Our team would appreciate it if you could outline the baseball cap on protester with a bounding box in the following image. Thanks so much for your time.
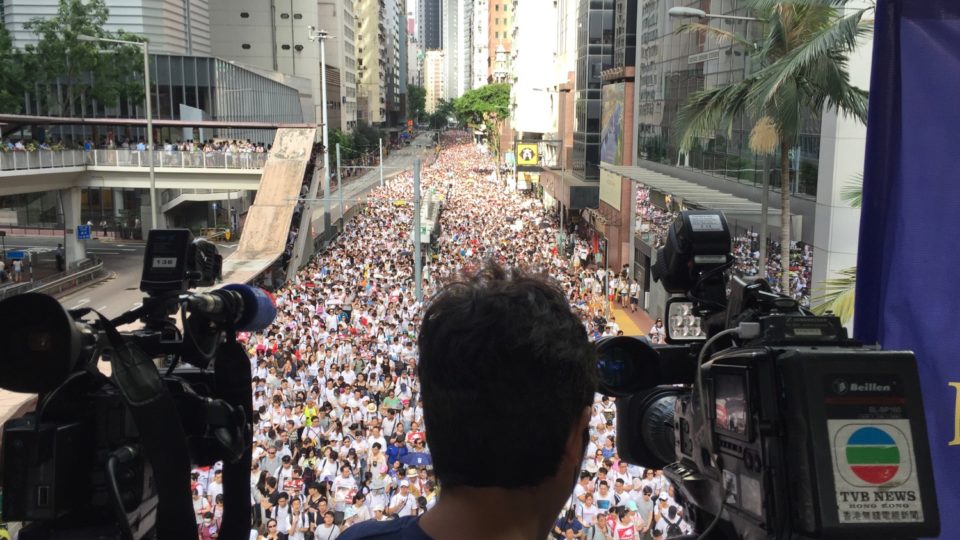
[400,480,410,487]
[659,492,669,500]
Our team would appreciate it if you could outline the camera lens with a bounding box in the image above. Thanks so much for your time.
[595,336,662,397]
[0,293,82,393]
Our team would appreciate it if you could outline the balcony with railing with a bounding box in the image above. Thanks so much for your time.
[0,150,269,173]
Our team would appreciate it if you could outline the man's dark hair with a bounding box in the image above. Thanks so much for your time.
[418,262,597,489]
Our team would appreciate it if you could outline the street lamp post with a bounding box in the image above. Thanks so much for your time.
[78,35,156,230]
[667,6,761,22]
[308,26,333,233]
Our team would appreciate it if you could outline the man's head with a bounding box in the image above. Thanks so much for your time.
[418,262,597,490]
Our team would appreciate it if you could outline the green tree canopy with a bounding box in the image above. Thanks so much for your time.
[675,0,870,292]
[23,0,146,116]
[408,85,427,123]
[0,23,27,114]
[329,122,384,161]
[453,84,511,175]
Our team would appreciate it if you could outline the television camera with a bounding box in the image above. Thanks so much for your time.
[595,210,939,539]
[0,229,277,539]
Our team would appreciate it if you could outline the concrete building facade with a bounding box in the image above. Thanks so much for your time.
[356,0,386,124]
[208,0,357,131]
[3,0,211,55]
[417,0,441,49]
[487,0,511,83]
[509,0,557,137]
[424,49,445,113]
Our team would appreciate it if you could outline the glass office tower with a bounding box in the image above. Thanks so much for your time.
[571,0,615,180]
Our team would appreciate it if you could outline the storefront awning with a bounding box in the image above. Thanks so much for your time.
[601,163,784,220]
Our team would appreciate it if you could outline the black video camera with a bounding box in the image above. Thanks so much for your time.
[596,211,940,539]
[0,229,275,539]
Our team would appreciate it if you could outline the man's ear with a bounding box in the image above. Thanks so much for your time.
[566,406,593,463]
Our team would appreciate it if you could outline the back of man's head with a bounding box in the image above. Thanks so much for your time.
[418,262,597,489]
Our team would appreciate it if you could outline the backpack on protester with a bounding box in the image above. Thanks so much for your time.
[665,518,684,538]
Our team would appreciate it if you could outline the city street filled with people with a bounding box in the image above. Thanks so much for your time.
[190,132,698,539]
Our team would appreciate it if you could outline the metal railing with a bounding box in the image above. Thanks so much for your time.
[0,149,269,172]
[0,150,86,171]
[86,149,269,170]
[0,257,105,302]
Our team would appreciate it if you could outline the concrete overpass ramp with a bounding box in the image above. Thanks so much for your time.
[220,128,316,284]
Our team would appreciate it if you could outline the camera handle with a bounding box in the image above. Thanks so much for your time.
[95,310,200,539]
[211,339,255,538]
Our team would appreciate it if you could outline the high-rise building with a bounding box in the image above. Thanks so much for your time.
[441,0,458,99]
[385,0,405,125]
[510,0,557,137]
[3,0,210,55]
[424,50,445,113]
[487,0,512,83]
[407,0,423,86]
[459,0,473,95]
[471,0,489,88]
[208,0,357,130]
[356,0,386,124]
[572,0,614,180]
[417,0,442,49]
[438,0,473,99]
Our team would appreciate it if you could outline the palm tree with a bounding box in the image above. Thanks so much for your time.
[676,0,871,293]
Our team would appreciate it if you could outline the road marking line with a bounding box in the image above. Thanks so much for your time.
[87,250,121,255]
[96,305,107,311]
[70,298,90,309]
[131,302,143,310]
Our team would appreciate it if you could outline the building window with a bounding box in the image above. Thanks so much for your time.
[294,13,302,19]
[242,43,251,49]
[281,44,291,50]
[495,18,500,24]
[295,44,304,51]
[495,4,499,9]
[280,13,289,19]
[495,31,499,38]
[240,12,249,18]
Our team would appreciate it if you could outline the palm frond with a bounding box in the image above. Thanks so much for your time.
[675,80,754,151]
[841,173,862,208]
[811,266,857,324]
[675,22,753,49]
[749,8,872,107]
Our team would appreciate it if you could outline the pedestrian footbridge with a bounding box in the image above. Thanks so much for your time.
[0,148,267,197]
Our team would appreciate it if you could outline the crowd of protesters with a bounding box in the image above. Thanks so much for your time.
[635,185,814,304]
[184,132,694,539]
[3,136,269,154]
